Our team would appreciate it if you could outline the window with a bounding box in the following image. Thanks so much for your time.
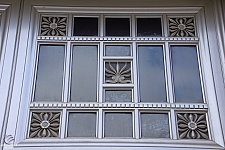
[27,13,211,142]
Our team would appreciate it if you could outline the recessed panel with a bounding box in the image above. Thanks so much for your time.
[137,18,162,36]
[138,45,167,102]
[70,46,98,102]
[73,17,98,36]
[104,112,132,138]
[68,112,96,137]
[141,113,170,138]
[105,45,131,56]
[105,18,130,36]
[34,45,65,102]
[105,90,132,102]
[171,45,203,103]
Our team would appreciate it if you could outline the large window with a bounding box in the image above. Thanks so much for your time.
[28,14,209,142]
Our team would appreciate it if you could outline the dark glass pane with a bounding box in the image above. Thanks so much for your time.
[104,112,132,138]
[34,45,65,102]
[137,18,162,37]
[105,45,131,56]
[74,17,98,36]
[68,112,96,137]
[171,45,203,103]
[141,113,170,138]
[105,18,130,36]
[105,90,132,102]
[70,46,98,102]
[138,46,167,102]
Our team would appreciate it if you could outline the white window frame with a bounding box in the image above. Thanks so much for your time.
[2,4,225,150]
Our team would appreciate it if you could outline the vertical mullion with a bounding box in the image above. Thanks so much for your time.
[99,42,104,103]
[100,15,104,37]
[170,109,177,139]
[60,109,67,138]
[163,15,168,37]
[133,42,138,103]
[134,109,140,139]
[63,42,71,103]
[67,14,73,36]
[98,108,103,138]
[131,15,135,37]
[165,42,174,103]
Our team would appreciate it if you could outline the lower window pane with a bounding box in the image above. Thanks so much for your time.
[141,113,170,138]
[104,112,132,138]
[105,90,132,102]
[67,112,96,137]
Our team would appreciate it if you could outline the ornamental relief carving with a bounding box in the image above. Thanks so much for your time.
[169,17,195,37]
[29,112,60,138]
[105,62,131,84]
[4,135,14,145]
[177,113,209,139]
[40,16,67,36]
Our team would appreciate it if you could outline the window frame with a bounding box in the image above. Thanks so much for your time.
[8,5,224,150]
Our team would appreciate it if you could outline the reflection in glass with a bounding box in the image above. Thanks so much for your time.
[34,45,65,102]
[171,46,203,103]
[73,17,98,36]
[68,112,96,137]
[105,45,131,56]
[138,46,167,102]
[105,18,130,36]
[137,18,162,36]
[70,46,98,102]
[105,90,132,102]
[104,113,132,137]
[141,113,170,138]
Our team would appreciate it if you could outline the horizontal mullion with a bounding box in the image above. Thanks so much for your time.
[30,102,208,109]
[37,36,199,42]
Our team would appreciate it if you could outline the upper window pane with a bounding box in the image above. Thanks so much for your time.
[105,45,131,56]
[137,18,162,36]
[34,45,65,102]
[105,90,132,102]
[105,18,130,36]
[73,17,98,36]
[171,45,203,103]
[138,45,167,102]
[70,46,98,102]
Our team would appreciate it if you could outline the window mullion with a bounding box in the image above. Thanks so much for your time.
[98,108,103,138]
[170,109,177,139]
[165,41,174,104]
[60,109,67,138]
[63,41,71,103]
[134,109,140,139]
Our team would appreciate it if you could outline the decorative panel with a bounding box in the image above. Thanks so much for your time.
[168,17,195,37]
[40,16,67,36]
[177,113,209,139]
[29,112,60,138]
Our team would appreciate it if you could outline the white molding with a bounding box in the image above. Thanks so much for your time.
[37,36,199,42]
[34,6,202,14]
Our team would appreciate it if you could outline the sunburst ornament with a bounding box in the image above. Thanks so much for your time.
[40,16,67,36]
[169,17,195,37]
[177,113,209,139]
[29,112,60,138]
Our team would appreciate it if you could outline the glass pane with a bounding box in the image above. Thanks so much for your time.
[171,46,203,103]
[138,46,167,102]
[34,45,65,102]
[141,113,170,138]
[137,18,162,36]
[70,46,98,102]
[73,17,98,36]
[105,45,131,56]
[105,18,130,36]
[68,112,96,137]
[105,90,132,102]
[104,112,132,137]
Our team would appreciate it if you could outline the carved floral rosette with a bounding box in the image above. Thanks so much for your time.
[177,113,209,139]
[29,112,61,138]
[40,16,67,36]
